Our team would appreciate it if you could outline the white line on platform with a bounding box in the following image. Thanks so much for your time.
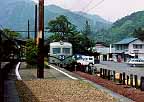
[48,64,78,80]
[15,62,22,80]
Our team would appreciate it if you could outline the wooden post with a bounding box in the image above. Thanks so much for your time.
[122,72,126,85]
[130,74,133,87]
[134,75,138,88]
[0,31,3,102]
[140,76,144,91]
[37,0,44,78]
[35,4,37,44]
[103,69,105,78]
[119,73,122,84]
[94,67,97,74]
[28,20,30,39]
[127,75,129,85]
[75,64,77,72]
[102,69,104,78]
[113,70,115,81]
[100,68,102,77]
[0,65,4,102]
[105,69,107,79]
[108,70,111,80]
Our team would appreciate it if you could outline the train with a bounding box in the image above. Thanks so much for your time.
[48,41,74,67]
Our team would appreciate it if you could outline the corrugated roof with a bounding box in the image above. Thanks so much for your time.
[114,37,138,44]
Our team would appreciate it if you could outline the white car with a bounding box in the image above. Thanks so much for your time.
[76,55,94,66]
[76,59,89,66]
[82,55,94,65]
[127,58,144,67]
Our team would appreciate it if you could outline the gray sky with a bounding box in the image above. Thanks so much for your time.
[33,0,144,22]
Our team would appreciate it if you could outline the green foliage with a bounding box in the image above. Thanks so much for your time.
[95,11,144,44]
[47,15,95,54]
[83,20,92,37]
[133,27,144,41]
[26,39,38,65]
[3,28,20,39]
[1,1,111,38]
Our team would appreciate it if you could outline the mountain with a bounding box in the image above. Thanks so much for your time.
[94,11,144,44]
[0,0,111,38]
[75,11,112,30]
[0,0,35,31]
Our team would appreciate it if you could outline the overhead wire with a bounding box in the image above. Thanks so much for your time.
[81,0,94,12]
[85,0,105,12]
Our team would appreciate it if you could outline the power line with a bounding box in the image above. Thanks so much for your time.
[86,0,105,12]
[81,0,94,12]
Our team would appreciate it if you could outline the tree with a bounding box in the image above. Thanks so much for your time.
[133,27,144,41]
[3,28,20,39]
[25,39,38,64]
[83,20,92,37]
[47,15,95,54]
[48,15,71,40]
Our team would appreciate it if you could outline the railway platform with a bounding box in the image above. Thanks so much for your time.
[4,62,134,102]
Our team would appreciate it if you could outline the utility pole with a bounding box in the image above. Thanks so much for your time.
[0,30,3,102]
[28,20,30,39]
[37,0,44,78]
[35,4,37,44]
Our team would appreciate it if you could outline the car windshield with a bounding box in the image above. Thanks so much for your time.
[129,58,144,62]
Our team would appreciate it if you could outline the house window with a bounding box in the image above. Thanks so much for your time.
[116,45,127,50]
[133,44,142,49]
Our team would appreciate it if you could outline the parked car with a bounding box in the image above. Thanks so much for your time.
[127,58,144,67]
[72,54,94,66]
[82,55,94,65]
[76,59,89,66]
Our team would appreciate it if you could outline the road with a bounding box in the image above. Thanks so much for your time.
[95,61,144,79]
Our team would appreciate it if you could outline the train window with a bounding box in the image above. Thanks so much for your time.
[53,48,61,54]
[63,48,70,54]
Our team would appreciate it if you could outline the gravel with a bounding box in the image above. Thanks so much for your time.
[16,80,116,102]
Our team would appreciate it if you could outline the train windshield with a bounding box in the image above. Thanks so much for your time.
[63,48,70,54]
[53,48,61,54]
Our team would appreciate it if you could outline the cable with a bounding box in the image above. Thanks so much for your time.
[85,0,105,12]
[81,0,94,12]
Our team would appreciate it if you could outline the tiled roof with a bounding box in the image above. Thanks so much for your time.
[114,37,138,44]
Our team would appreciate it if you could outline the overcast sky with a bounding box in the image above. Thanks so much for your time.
[33,0,144,22]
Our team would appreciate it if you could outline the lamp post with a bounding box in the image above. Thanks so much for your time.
[37,0,44,78]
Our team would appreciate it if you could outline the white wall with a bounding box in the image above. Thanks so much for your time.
[128,39,144,58]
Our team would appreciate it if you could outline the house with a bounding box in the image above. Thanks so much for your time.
[114,37,144,62]
[93,42,115,61]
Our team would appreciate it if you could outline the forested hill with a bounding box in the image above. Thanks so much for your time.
[95,11,144,44]
[0,0,111,34]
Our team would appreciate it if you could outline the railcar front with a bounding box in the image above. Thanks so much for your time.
[49,41,73,67]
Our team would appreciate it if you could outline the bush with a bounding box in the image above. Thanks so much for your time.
[26,39,38,65]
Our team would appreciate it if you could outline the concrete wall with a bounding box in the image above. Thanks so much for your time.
[128,39,144,58]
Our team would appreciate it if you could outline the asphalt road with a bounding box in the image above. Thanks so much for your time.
[95,61,144,79]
